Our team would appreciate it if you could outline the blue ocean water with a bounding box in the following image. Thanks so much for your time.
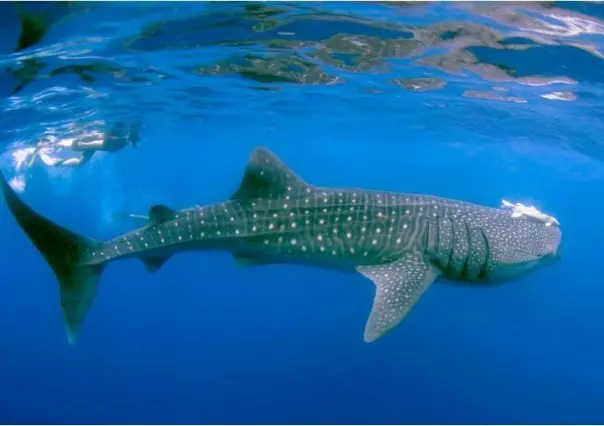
[1,1,603,424]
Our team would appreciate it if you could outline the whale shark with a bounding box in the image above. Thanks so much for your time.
[0,147,561,344]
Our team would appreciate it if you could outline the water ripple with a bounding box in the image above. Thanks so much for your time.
[1,1,604,162]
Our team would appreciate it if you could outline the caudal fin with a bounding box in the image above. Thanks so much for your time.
[1,173,106,344]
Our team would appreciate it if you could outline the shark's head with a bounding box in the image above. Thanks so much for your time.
[486,214,561,282]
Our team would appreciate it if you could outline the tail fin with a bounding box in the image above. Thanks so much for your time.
[1,173,106,344]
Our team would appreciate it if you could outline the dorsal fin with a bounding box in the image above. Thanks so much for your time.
[230,147,313,201]
[148,204,178,225]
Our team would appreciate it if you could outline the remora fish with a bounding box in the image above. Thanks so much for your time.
[0,147,561,344]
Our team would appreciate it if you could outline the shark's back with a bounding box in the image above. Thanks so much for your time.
[225,147,536,279]
[225,147,493,271]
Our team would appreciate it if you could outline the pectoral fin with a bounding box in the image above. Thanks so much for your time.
[357,252,440,343]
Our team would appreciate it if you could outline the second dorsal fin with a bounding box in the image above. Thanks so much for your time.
[230,147,314,201]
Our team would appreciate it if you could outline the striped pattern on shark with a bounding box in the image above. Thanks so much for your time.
[0,147,561,344]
